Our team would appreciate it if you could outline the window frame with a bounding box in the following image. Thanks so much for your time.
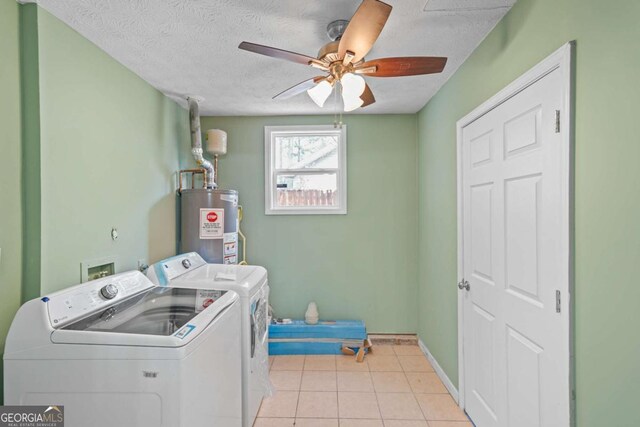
[264,125,347,215]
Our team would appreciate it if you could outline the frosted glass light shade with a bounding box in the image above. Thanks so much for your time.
[343,94,364,112]
[341,73,365,112]
[341,73,365,96]
[307,80,333,107]
[206,129,227,155]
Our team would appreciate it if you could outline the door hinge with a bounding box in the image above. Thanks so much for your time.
[555,110,561,133]
[556,290,561,313]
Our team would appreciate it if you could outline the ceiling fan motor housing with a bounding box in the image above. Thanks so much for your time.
[318,20,350,62]
[326,20,349,41]
[317,41,341,63]
[319,19,374,69]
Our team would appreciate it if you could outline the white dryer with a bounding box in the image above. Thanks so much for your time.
[3,271,242,427]
[147,253,270,427]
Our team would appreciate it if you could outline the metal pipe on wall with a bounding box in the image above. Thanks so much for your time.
[187,97,216,189]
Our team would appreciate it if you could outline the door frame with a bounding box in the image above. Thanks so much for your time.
[455,42,574,420]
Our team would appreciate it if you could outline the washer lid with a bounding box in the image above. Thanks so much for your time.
[50,287,238,348]
[175,263,267,297]
[148,253,267,297]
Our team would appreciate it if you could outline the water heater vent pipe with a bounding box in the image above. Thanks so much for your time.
[187,97,216,189]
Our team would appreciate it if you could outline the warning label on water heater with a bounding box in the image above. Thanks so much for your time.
[224,240,237,256]
[223,232,238,263]
[199,208,224,239]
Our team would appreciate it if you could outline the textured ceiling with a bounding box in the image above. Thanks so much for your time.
[25,0,516,115]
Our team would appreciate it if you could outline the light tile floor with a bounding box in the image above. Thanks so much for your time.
[255,345,473,427]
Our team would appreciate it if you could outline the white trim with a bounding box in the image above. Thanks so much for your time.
[455,42,574,420]
[264,125,347,215]
[456,99,466,409]
[418,338,459,403]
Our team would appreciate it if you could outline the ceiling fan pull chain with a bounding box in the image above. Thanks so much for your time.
[339,83,344,128]
[334,83,343,129]
[334,84,340,128]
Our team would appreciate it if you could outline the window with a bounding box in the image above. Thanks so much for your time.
[265,125,347,215]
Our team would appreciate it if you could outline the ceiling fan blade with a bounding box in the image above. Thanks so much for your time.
[338,0,392,64]
[355,57,448,77]
[360,83,376,107]
[273,77,327,100]
[239,41,320,67]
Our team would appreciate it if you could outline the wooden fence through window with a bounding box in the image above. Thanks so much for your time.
[277,189,336,207]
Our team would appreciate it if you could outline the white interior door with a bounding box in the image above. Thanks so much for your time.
[459,62,570,427]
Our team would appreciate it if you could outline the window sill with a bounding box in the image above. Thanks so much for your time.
[265,207,347,215]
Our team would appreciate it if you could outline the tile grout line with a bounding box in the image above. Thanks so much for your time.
[371,371,384,422]
[292,355,304,421]
[336,358,342,420]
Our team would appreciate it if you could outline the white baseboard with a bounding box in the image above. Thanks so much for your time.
[418,338,459,403]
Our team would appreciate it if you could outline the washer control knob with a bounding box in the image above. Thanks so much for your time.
[100,284,118,300]
[182,259,191,269]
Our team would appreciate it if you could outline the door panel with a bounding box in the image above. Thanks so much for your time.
[506,326,543,427]
[461,68,568,427]
[470,130,494,167]
[471,183,494,281]
[504,174,541,302]
[471,304,497,417]
[503,106,542,157]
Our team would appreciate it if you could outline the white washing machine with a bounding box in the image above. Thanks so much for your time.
[147,253,270,427]
[3,271,242,427]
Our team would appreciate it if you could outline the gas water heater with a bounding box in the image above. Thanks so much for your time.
[178,97,239,264]
[179,188,238,264]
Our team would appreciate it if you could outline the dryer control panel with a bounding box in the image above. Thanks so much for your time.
[150,252,207,285]
[46,271,155,328]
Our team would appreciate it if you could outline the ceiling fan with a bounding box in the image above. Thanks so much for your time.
[238,0,447,112]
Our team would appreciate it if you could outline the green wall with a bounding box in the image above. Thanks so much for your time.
[0,0,23,404]
[198,115,418,333]
[416,0,640,425]
[0,4,189,401]
[19,3,41,303]
[32,8,188,294]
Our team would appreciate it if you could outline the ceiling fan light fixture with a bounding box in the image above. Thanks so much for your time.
[340,73,366,111]
[341,73,366,96]
[307,80,333,107]
[343,94,364,112]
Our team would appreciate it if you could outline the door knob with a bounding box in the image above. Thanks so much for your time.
[458,280,470,291]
